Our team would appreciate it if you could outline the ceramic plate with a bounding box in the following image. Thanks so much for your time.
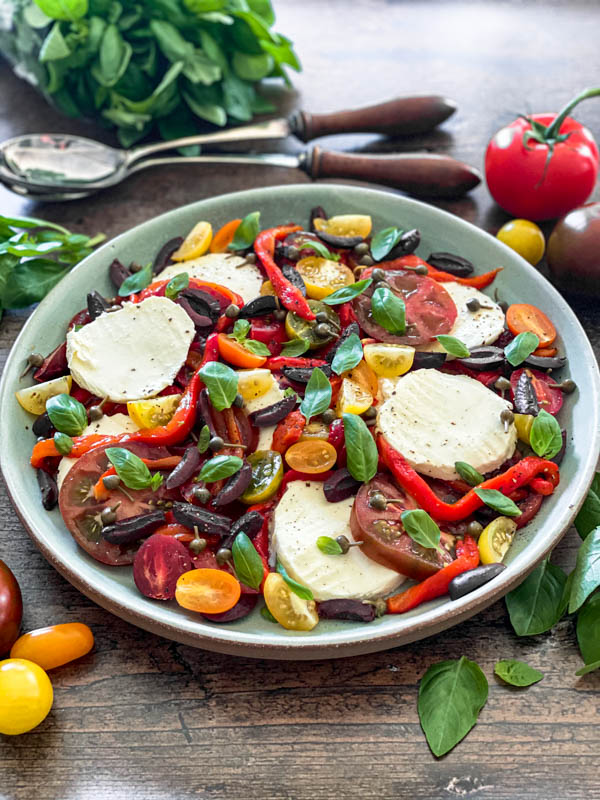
[1,184,599,659]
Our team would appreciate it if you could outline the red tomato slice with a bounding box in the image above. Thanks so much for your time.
[510,368,563,416]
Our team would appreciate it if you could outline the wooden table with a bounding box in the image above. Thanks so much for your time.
[1,2,599,798]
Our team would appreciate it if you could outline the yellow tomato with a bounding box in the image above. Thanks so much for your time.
[336,377,373,416]
[363,342,415,378]
[260,280,276,296]
[171,220,213,261]
[127,394,182,429]
[514,413,534,444]
[313,214,372,238]
[10,623,94,671]
[295,256,355,300]
[342,359,379,397]
[478,517,517,564]
[15,375,72,415]
[236,369,274,401]
[284,439,338,473]
[0,659,53,735]
[263,573,319,631]
[496,219,545,266]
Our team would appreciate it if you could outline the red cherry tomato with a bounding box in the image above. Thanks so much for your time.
[249,318,287,355]
[0,561,22,656]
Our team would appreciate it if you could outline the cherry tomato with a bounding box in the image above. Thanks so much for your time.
[534,347,558,358]
[171,220,212,261]
[249,318,287,356]
[547,202,600,296]
[313,214,372,238]
[241,450,284,504]
[0,659,53,735]
[263,573,319,631]
[10,623,94,670]
[284,440,338,473]
[506,304,557,347]
[478,517,517,564]
[0,560,22,656]
[515,492,544,529]
[342,359,379,398]
[175,569,241,614]
[496,219,545,266]
[217,333,267,368]
[210,218,241,253]
[295,256,355,300]
[510,368,563,416]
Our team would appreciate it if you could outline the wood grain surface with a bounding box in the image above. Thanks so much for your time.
[1,2,600,798]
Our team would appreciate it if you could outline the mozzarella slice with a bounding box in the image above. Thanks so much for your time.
[56,413,139,489]
[377,368,517,481]
[67,296,194,402]
[240,370,287,451]
[158,253,263,303]
[415,283,505,356]
[272,481,406,602]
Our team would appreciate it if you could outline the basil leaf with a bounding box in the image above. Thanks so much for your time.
[331,333,363,376]
[46,393,88,436]
[342,413,378,483]
[504,331,540,367]
[260,605,278,623]
[3,259,70,309]
[53,431,73,455]
[436,335,470,358]
[199,455,243,483]
[244,339,271,356]
[231,319,250,342]
[165,271,189,300]
[505,558,567,635]
[454,461,483,486]
[576,591,600,665]
[576,659,600,676]
[229,211,260,251]
[199,362,238,411]
[494,659,543,687]
[197,425,210,454]
[568,527,600,613]
[276,559,314,601]
[280,338,310,357]
[575,473,600,540]
[371,226,403,261]
[316,536,343,555]
[418,656,488,758]
[321,278,373,306]
[529,409,563,459]
[294,239,340,261]
[299,367,332,421]
[401,509,442,551]
[232,532,264,590]
[118,263,152,296]
[474,488,522,517]
[34,0,88,21]
[371,286,406,335]
[106,447,161,490]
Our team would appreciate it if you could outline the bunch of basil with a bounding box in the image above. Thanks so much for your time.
[0,0,300,147]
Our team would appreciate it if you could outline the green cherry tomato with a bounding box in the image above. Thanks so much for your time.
[496,219,545,265]
[241,450,283,504]
[0,658,53,735]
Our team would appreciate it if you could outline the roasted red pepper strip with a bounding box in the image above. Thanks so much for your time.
[377,435,559,523]
[254,225,316,320]
[271,409,306,454]
[373,255,503,289]
[265,356,328,370]
[133,278,244,309]
[31,333,220,468]
[387,536,480,614]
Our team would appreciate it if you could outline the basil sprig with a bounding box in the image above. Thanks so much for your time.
[229,211,261,251]
[199,455,243,483]
[229,318,271,356]
[106,447,163,491]
[529,409,563,459]
[370,226,404,261]
[276,559,313,601]
[118,263,152,296]
[371,286,406,335]
[199,362,239,411]
[46,393,88,436]
[280,338,310,357]
[474,488,522,517]
[454,461,484,486]
[232,533,264,590]
[299,367,332,421]
[196,425,211,454]
[316,536,344,555]
[504,331,540,366]
[401,509,442,552]
[165,272,189,300]
[342,413,378,483]
[494,659,543,687]
[331,333,363,376]
[436,335,470,358]
[295,239,340,261]
[505,557,567,635]
[322,278,372,306]
[53,431,73,455]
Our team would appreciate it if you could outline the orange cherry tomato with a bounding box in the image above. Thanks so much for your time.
[506,304,557,347]
[175,569,241,614]
[343,359,378,398]
[10,623,94,670]
[284,439,338,473]
[217,333,267,368]
[154,523,194,543]
[210,219,242,253]
[533,346,558,358]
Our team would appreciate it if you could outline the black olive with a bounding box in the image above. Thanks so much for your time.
[237,295,279,319]
[248,394,297,427]
[513,371,540,416]
[180,289,220,321]
[166,445,202,490]
[87,290,110,320]
[323,468,362,503]
[317,599,376,622]
[202,594,259,623]
[225,304,240,318]
[152,237,183,274]
[282,365,332,383]
[102,510,166,544]
[448,563,506,600]
[387,228,421,258]
[309,206,327,231]
[412,351,447,369]
[109,258,131,288]
[172,502,231,536]
[457,346,505,371]
[524,354,568,371]
[316,231,364,248]
[32,412,53,439]
[427,252,474,277]
[213,462,253,506]
[198,389,218,436]
[221,510,265,550]
[281,263,307,296]
[176,297,214,332]
[37,469,58,510]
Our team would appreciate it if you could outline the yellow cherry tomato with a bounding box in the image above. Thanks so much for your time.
[236,369,274,401]
[496,219,545,266]
[127,394,181,429]
[342,359,379,397]
[284,439,338,474]
[363,342,415,378]
[295,256,355,300]
[15,375,72,415]
[0,659,53,735]
[10,623,94,670]
[313,214,372,238]
[514,413,534,444]
[263,573,319,631]
[478,517,517,564]
[260,280,276,296]
[171,220,213,261]
[299,421,330,441]
[336,377,373,416]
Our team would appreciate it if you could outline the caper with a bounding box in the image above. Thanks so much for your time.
[88,405,104,421]
[335,534,351,554]
[192,486,211,504]
[233,393,245,408]
[353,242,370,256]
[414,264,429,276]
[209,435,225,451]
[315,311,330,324]
[27,353,44,367]
[374,280,391,291]
[273,309,287,321]
[286,245,300,261]
[130,262,143,273]
[321,408,336,425]
[100,508,118,526]
[102,474,121,490]
[466,298,481,312]
[500,408,515,432]
[362,406,378,420]
[225,304,240,319]
[314,322,332,338]
[371,268,386,282]
[189,537,207,554]
[216,547,232,565]
[494,377,512,393]
[245,252,257,264]
[549,379,577,394]
[359,255,374,267]
[368,492,388,511]
[467,520,484,538]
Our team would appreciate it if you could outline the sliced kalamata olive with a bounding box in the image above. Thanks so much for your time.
[202,593,258,623]
[411,351,447,370]
[37,469,58,510]
[325,322,360,364]
[427,251,474,277]
[180,289,220,321]
[86,290,110,321]
[317,599,376,622]
[166,446,202,489]
[102,510,166,545]
[33,341,68,382]
[310,206,327,230]
[171,502,231,536]
[523,354,568,371]
[109,258,131,288]
[32,411,54,439]
[176,297,214,331]
[281,263,307,296]
[282,364,332,383]
[551,430,567,466]
[387,228,421,258]
[315,231,364,248]
[249,394,297,427]
[457,346,505,371]
[513,371,540,415]
[153,236,184,275]
[323,468,362,503]
[213,462,253,506]
[198,389,217,436]
[238,296,279,318]
[220,509,265,551]
[448,563,506,600]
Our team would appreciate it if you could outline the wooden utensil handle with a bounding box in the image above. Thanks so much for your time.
[289,96,457,142]
[303,148,481,198]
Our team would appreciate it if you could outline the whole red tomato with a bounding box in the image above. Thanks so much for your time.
[0,560,23,655]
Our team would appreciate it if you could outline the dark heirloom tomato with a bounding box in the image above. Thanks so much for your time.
[353,270,456,346]
[0,560,22,655]
[510,368,563,416]
[350,475,453,580]
[547,202,600,296]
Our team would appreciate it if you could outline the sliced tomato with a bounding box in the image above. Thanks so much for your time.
[249,318,287,355]
[515,492,544,529]
[510,368,563,415]
[217,333,267,368]
[210,218,242,253]
[506,303,557,347]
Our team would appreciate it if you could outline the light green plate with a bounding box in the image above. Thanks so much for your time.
[1,184,598,659]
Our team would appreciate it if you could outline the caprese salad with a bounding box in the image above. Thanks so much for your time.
[17,209,572,631]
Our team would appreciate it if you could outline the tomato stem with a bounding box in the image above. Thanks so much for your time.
[545,86,600,139]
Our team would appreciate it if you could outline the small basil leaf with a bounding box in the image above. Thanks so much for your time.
[316,536,343,555]
[229,211,260,251]
[342,413,378,483]
[299,367,332,421]
[197,425,211,454]
[150,472,164,491]
[529,409,563,459]
[283,387,299,401]
[276,559,314,601]
[331,332,363,376]
[474,488,522,517]
[53,431,73,455]
[568,527,600,613]
[295,238,340,261]
[33,0,88,22]
[575,473,600,540]
[106,446,156,490]
[371,286,406,335]
[504,331,540,367]
[454,461,483,486]
[321,278,373,306]
[118,263,152,296]
[199,361,239,411]
[232,532,264,590]
[371,226,403,261]
[260,605,278,623]
[401,509,442,551]
[46,393,88,436]
[244,339,271,356]
[280,338,310,357]
[505,557,567,635]
[165,271,189,300]
[576,591,600,665]
[575,659,600,676]
[494,659,543,687]
[199,455,243,483]
[436,335,471,358]
[231,318,250,342]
